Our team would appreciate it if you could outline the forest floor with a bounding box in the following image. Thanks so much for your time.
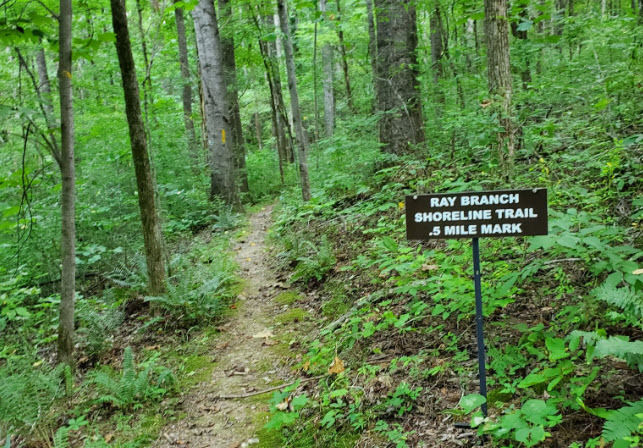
[152,205,303,448]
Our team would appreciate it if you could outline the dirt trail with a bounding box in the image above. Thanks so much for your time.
[154,205,294,448]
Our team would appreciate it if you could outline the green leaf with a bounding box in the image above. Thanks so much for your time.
[290,394,308,411]
[458,394,486,414]
[521,399,558,426]
[545,337,569,361]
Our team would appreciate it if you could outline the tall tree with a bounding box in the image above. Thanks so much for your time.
[57,0,76,367]
[430,1,445,83]
[430,1,446,105]
[277,0,311,201]
[335,0,354,112]
[320,0,335,137]
[110,0,167,296]
[365,0,378,109]
[192,0,240,205]
[173,0,199,165]
[510,0,532,89]
[484,0,515,168]
[374,0,425,154]
[220,0,249,192]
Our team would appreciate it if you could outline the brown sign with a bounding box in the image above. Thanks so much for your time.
[405,189,548,240]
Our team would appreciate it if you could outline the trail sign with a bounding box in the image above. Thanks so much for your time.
[404,188,548,418]
[405,188,547,240]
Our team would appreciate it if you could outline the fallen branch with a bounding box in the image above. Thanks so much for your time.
[544,257,583,265]
[214,375,324,399]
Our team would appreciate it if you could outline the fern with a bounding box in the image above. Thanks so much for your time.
[89,347,173,410]
[53,426,69,448]
[568,331,643,372]
[602,399,643,448]
[0,362,64,435]
[593,282,642,329]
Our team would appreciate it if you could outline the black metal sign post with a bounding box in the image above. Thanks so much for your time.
[472,237,488,416]
[405,189,548,418]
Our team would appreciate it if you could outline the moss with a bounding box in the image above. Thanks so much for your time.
[274,291,301,306]
[276,307,309,325]
[181,354,215,385]
[254,412,284,448]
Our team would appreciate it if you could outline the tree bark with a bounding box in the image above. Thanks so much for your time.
[192,0,240,206]
[430,2,446,106]
[173,0,199,165]
[430,3,445,83]
[254,13,292,167]
[134,0,154,141]
[220,0,249,193]
[267,14,294,163]
[111,0,167,296]
[365,0,378,110]
[320,0,335,137]
[35,48,61,162]
[277,0,311,201]
[554,0,566,36]
[335,0,354,112]
[484,0,514,168]
[374,0,425,155]
[57,0,76,368]
[510,0,532,89]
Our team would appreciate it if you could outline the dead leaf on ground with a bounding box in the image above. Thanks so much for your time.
[421,263,439,271]
[252,329,274,338]
[633,268,643,275]
[328,356,345,374]
[276,396,291,411]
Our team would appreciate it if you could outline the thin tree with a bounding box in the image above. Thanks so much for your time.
[374,0,425,154]
[173,0,199,165]
[484,0,515,169]
[335,0,354,112]
[220,0,249,192]
[192,0,240,205]
[430,1,446,105]
[110,0,167,296]
[277,0,311,201]
[365,0,377,110]
[320,0,335,137]
[57,0,76,367]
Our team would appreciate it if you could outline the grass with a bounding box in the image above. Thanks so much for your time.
[276,308,309,325]
[274,291,301,306]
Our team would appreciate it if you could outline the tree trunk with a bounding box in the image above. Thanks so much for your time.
[554,0,566,36]
[268,15,294,163]
[57,0,76,368]
[374,0,425,155]
[430,3,445,83]
[277,0,311,201]
[173,0,199,165]
[35,48,61,160]
[255,13,293,166]
[312,20,321,141]
[365,0,378,110]
[430,2,445,106]
[320,0,335,137]
[254,111,263,150]
[484,0,515,168]
[192,0,240,206]
[220,0,249,193]
[510,0,532,89]
[134,0,154,142]
[111,0,167,296]
[335,0,354,112]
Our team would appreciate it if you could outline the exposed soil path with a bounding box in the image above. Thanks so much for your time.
[154,205,297,448]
